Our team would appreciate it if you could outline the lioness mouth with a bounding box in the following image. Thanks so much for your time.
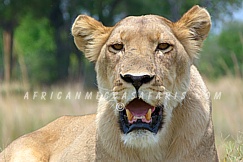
[119,98,164,134]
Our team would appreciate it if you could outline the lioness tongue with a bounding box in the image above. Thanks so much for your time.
[126,99,153,117]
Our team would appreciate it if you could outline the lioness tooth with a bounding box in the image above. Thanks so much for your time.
[145,109,151,121]
[126,109,133,121]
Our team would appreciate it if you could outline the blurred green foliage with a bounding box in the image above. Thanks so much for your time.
[14,14,57,84]
[198,22,243,78]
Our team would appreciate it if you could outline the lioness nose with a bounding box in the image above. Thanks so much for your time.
[120,74,154,90]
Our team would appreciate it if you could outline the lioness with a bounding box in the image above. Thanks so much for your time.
[0,5,218,162]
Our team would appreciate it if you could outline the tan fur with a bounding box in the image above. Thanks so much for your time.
[0,5,218,161]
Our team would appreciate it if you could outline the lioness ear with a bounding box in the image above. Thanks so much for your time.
[72,15,112,62]
[173,5,211,59]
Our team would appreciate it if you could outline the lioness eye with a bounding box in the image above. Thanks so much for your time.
[157,43,170,50]
[111,44,124,51]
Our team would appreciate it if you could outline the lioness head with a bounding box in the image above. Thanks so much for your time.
[72,6,211,149]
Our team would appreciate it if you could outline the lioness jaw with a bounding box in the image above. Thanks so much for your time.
[0,5,218,162]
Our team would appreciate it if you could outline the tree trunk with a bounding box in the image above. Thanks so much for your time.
[49,0,70,81]
[3,27,13,83]
[54,27,70,80]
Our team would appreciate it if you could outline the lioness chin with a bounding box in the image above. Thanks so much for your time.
[0,5,218,162]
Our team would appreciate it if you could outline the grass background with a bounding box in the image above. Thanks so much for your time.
[0,77,243,161]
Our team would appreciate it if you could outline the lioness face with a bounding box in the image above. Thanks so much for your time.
[72,6,211,148]
[96,16,191,147]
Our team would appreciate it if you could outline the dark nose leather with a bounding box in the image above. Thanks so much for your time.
[120,74,154,90]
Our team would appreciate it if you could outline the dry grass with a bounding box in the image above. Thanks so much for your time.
[205,77,243,161]
[0,82,97,150]
[0,77,243,161]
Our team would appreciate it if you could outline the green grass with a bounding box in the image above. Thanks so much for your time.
[1,77,243,161]
[223,132,243,161]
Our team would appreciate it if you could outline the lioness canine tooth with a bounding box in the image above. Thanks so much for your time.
[126,109,133,121]
[145,109,151,121]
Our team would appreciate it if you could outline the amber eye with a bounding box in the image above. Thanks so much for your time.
[111,44,124,51]
[157,43,170,50]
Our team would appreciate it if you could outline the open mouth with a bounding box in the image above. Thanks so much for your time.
[119,98,164,134]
